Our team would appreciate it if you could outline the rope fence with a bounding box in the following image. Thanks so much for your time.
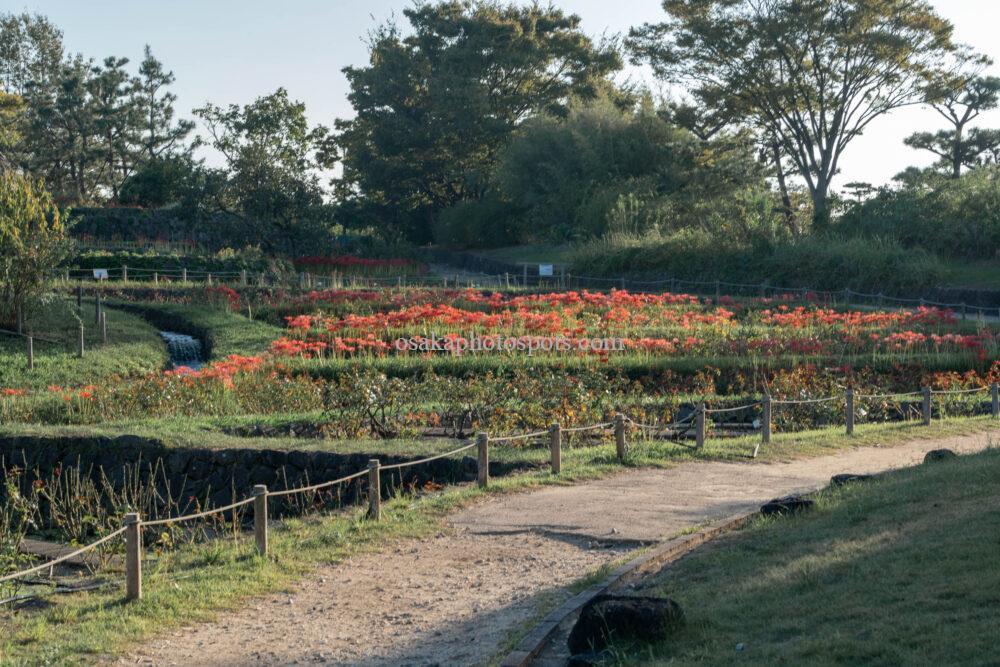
[3,381,998,601]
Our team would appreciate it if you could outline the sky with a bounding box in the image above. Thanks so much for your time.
[11,0,1000,189]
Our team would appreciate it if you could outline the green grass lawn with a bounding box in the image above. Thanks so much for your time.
[0,417,996,665]
[0,299,167,391]
[623,443,1000,665]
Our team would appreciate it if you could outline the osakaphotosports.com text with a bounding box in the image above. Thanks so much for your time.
[393,334,626,355]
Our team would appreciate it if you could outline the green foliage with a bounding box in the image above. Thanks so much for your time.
[195,88,335,256]
[439,100,776,246]
[335,0,623,243]
[0,171,69,326]
[839,166,1000,258]
[569,231,949,294]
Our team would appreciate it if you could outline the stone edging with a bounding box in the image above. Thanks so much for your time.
[499,511,757,667]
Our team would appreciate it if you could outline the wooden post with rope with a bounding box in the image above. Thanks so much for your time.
[614,413,626,462]
[253,485,269,555]
[922,387,932,426]
[124,513,142,601]
[549,422,561,474]
[367,460,381,520]
[477,433,489,488]
[696,403,706,449]
[846,388,855,436]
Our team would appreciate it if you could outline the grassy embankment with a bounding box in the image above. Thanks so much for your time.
[0,300,166,391]
[623,442,1000,665]
[0,416,996,665]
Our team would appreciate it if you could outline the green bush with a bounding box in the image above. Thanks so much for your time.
[569,232,949,294]
[838,167,1000,259]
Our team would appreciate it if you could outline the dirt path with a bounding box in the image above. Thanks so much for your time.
[125,429,998,667]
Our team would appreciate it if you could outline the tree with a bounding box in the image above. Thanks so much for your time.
[628,0,960,229]
[0,12,63,96]
[134,45,193,161]
[195,88,335,254]
[0,170,69,327]
[335,0,623,243]
[905,75,1000,177]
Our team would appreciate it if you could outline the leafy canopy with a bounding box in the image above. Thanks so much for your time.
[628,0,960,229]
[335,0,623,243]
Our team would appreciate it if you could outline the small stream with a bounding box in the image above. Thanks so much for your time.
[160,331,205,370]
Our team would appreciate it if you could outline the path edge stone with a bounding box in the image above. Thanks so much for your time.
[499,511,756,667]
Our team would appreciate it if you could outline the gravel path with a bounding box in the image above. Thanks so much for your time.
[125,428,998,666]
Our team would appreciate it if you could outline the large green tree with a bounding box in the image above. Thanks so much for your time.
[628,0,961,230]
[195,88,335,254]
[335,0,623,243]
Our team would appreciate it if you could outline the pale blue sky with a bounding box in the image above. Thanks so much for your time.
[12,0,1000,187]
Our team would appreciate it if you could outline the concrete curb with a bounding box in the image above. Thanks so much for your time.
[499,511,757,667]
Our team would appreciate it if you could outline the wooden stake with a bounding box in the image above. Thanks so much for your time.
[77,324,85,358]
[124,513,142,601]
[922,387,932,426]
[614,413,626,462]
[477,433,489,488]
[846,388,855,436]
[26,336,34,370]
[761,395,771,444]
[549,422,562,474]
[253,485,269,555]
[696,403,706,449]
[100,311,108,344]
[367,460,381,520]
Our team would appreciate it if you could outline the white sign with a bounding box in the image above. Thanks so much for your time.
[93,269,109,280]
[539,263,554,277]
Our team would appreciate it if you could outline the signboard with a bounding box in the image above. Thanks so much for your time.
[93,269,109,280]
[538,263,554,277]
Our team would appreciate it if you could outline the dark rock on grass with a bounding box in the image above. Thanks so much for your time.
[830,473,873,487]
[924,449,957,463]
[760,495,815,516]
[567,595,684,655]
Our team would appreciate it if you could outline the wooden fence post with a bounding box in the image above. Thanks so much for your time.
[522,265,528,287]
[153,272,159,286]
[549,422,561,474]
[253,485,269,555]
[367,460,381,520]
[922,386,932,426]
[100,311,108,345]
[992,383,999,418]
[77,324,85,358]
[761,395,771,444]
[124,512,142,601]
[846,387,855,436]
[614,413,626,462]
[477,433,489,488]
[95,292,102,325]
[182,268,188,283]
[696,403,706,449]
[241,270,247,287]
[26,336,34,370]
[207,273,213,286]
[122,265,128,283]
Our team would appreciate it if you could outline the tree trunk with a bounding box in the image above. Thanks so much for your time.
[952,124,964,178]
[771,141,796,236]
[810,180,831,231]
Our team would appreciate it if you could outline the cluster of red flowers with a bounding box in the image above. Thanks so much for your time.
[205,285,241,310]
[165,355,264,387]
[761,305,956,329]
